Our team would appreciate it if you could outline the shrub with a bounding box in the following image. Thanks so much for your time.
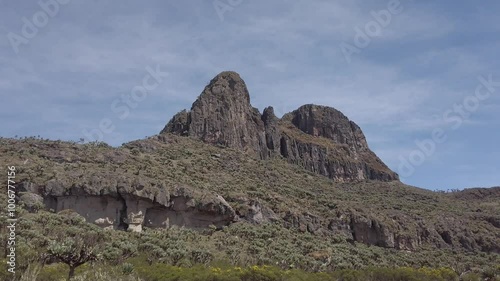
[122,263,135,275]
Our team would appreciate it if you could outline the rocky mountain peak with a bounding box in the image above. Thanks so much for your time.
[262,106,278,126]
[161,71,399,182]
[284,104,369,154]
[204,71,251,103]
[161,71,266,155]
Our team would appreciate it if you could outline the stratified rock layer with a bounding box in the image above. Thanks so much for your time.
[35,178,237,232]
[161,71,398,182]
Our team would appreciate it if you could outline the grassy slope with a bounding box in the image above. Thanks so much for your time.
[0,136,499,274]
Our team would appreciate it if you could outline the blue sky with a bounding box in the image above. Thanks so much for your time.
[1,0,499,190]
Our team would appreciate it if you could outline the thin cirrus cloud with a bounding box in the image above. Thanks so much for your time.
[0,0,499,190]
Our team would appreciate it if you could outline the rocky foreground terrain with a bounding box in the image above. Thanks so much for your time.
[1,71,499,280]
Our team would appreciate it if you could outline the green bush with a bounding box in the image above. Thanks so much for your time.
[122,263,135,275]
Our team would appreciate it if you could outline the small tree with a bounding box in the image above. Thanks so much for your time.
[43,212,107,280]
[47,234,102,280]
[16,211,109,280]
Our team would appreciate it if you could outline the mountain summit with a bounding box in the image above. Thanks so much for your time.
[161,71,398,182]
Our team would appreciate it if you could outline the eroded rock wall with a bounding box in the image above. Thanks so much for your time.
[36,180,237,232]
[161,71,398,182]
[46,195,124,229]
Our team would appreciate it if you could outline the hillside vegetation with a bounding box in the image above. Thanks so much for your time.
[0,136,499,280]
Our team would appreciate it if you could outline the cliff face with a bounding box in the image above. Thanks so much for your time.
[163,71,268,157]
[161,71,398,182]
[28,179,237,232]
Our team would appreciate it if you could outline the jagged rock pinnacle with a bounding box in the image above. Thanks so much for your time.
[162,71,266,155]
[161,71,399,182]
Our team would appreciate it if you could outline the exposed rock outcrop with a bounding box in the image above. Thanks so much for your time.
[161,71,398,182]
[279,208,498,252]
[24,179,237,232]
[162,71,268,158]
[349,214,396,248]
[278,105,396,181]
[232,197,279,224]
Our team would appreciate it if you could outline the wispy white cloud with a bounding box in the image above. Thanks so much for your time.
[0,0,499,189]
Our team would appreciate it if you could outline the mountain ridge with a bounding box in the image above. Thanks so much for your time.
[161,71,398,182]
